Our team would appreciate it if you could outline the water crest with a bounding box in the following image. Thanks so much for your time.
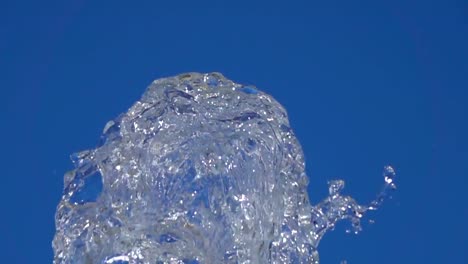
[53,73,396,263]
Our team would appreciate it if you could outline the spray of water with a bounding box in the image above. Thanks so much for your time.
[53,73,397,264]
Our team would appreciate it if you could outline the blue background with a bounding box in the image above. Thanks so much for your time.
[1,0,467,263]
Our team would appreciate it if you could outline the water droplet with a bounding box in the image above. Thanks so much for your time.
[369,166,397,210]
[328,180,345,195]
[383,165,396,185]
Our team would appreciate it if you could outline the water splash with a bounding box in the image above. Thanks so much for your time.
[311,165,396,244]
[53,73,396,263]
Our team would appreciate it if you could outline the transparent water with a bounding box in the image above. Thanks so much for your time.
[53,73,396,263]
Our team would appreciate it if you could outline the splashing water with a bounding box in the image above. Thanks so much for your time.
[53,73,396,263]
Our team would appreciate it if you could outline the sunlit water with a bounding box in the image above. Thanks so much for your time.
[53,73,396,263]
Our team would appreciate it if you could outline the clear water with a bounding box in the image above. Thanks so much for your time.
[53,73,396,263]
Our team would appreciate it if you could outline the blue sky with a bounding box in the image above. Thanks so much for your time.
[1,0,467,263]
